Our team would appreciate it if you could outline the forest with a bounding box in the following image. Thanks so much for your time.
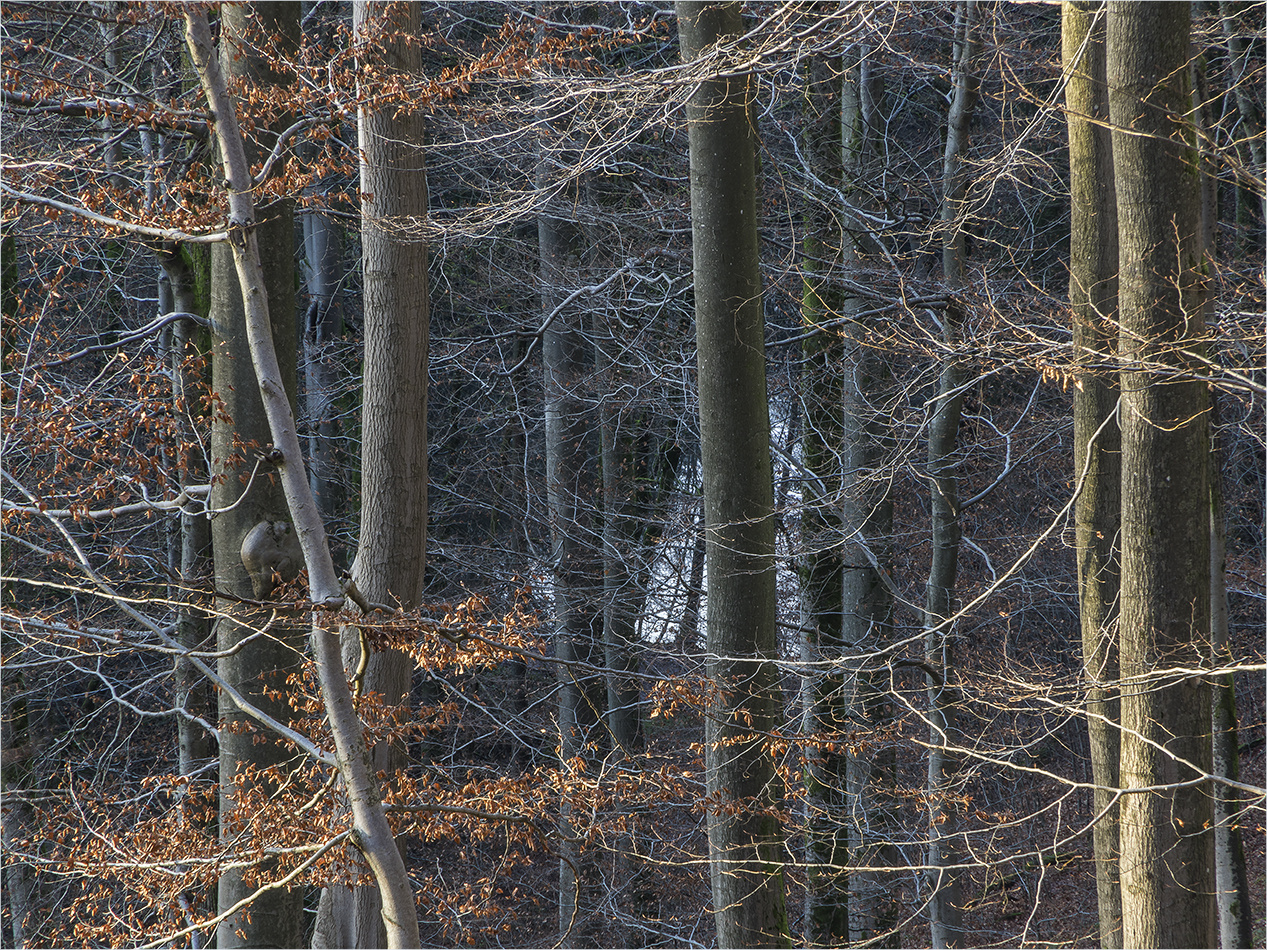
[0,2,1263,948]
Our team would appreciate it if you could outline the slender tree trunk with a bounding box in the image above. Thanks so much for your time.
[679,4,790,945]
[798,49,848,946]
[158,245,215,781]
[839,44,901,949]
[1218,1,1266,231]
[301,200,346,545]
[185,11,421,948]
[677,502,706,654]
[312,4,430,947]
[925,5,976,946]
[1209,396,1252,949]
[536,11,606,937]
[1062,4,1122,946]
[1107,4,1215,947]
[201,7,306,945]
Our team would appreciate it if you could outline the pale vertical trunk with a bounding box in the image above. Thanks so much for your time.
[536,10,606,937]
[1195,53,1254,949]
[158,245,215,780]
[679,3,790,945]
[185,11,421,948]
[1062,4,1122,945]
[925,5,976,947]
[1107,4,1215,947]
[312,4,431,947]
[302,206,346,537]
[1218,1,1266,230]
[840,45,900,949]
[202,7,306,946]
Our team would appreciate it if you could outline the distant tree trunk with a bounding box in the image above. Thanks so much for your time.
[1195,50,1253,949]
[301,200,346,547]
[1209,396,1252,950]
[158,244,215,781]
[313,3,430,947]
[1107,4,1215,947]
[537,10,606,937]
[798,48,849,946]
[203,6,306,946]
[677,502,706,654]
[838,43,900,949]
[1062,4,1122,946]
[679,3,791,946]
[925,4,976,947]
[1219,1,1266,232]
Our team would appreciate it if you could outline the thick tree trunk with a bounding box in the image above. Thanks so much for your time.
[1107,4,1215,947]
[1062,4,1122,946]
[185,11,421,948]
[202,7,306,946]
[313,4,430,947]
[925,5,976,947]
[679,3,790,946]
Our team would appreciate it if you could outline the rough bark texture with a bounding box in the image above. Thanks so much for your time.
[925,5,976,946]
[1107,4,1215,947]
[679,3,790,946]
[313,4,431,947]
[203,7,305,945]
[1062,5,1122,946]
[186,10,421,948]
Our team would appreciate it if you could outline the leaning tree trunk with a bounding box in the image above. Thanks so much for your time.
[312,4,430,948]
[201,6,307,946]
[925,4,976,947]
[1106,4,1215,947]
[1062,4,1122,946]
[679,3,790,946]
[185,10,421,949]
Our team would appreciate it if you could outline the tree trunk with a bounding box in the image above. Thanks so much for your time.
[798,48,848,946]
[202,7,306,946]
[158,244,215,781]
[1062,4,1122,945]
[925,5,976,946]
[1218,1,1266,231]
[679,3,790,946]
[313,4,430,947]
[536,11,606,938]
[185,10,421,948]
[839,44,901,949]
[1107,4,1215,947]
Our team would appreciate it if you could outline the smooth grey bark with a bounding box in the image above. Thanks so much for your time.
[158,244,215,781]
[313,4,430,947]
[838,45,900,950]
[185,10,421,949]
[798,49,849,946]
[201,7,306,945]
[925,4,976,947]
[1106,4,1215,947]
[301,201,346,538]
[679,3,790,946]
[536,12,606,937]
[1062,4,1122,946]
[1218,1,1266,229]
[1209,396,1252,949]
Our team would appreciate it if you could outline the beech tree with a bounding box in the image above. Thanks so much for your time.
[679,2,790,945]
[1106,3,1214,946]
